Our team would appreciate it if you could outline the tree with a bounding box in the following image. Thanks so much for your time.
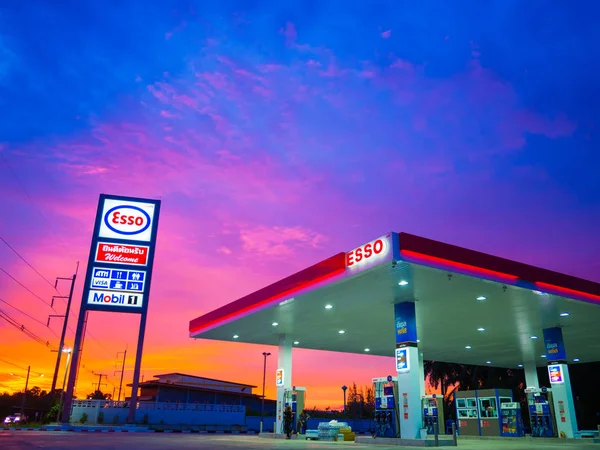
[86,390,110,400]
[28,386,43,398]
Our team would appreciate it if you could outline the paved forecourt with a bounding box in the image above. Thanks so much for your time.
[3,432,600,449]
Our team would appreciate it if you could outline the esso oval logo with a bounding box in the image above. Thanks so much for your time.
[104,205,151,236]
[346,238,387,267]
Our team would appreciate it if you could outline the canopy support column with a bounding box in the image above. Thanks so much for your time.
[275,334,292,435]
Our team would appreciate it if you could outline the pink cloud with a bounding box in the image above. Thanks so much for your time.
[160,110,179,118]
[239,225,328,258]
[280,22,297,46]
[381,30,392,39]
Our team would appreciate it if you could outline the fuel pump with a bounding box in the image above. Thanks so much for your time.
[421,394,444,435]
[525,387,556,437]
[372,376,400,438]
[283,386,306,434]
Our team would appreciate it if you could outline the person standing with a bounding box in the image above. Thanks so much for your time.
[298,410,310,435]
[283,405,293,439]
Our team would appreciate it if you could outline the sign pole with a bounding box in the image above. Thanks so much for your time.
[127,310,148,423]
[61,302,87,422]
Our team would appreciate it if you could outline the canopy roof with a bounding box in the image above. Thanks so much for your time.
[189,232,600,368]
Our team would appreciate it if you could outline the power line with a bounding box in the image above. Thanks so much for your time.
[0,152,76,261]
[0,236,58,291]
[0,297,59,336]
[0,308,55,350]
[0,268,55,310]
[0,358,44,376]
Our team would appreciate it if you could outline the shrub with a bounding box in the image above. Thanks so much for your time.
[112,415,119,425]
[97,411,104,424]
[80,413,88,424]
[142,413,149,425]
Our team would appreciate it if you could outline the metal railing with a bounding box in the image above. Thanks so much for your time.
[71,399,244,413]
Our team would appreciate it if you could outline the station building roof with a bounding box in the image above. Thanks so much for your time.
[189,232,600,368]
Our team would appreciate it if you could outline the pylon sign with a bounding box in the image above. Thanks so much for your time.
[83,195,161,314]
[62,194,161,423]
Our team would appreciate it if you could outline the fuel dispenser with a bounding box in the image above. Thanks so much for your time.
[525,387,556,437]
[421,394,444,435]
[500,402,523,437]
[283,386,306,434]
[372,376,400,438]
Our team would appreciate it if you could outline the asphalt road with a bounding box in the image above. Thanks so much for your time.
[2,432,600,449]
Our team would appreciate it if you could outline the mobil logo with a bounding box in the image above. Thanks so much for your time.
[104,204,151,236]
[92,291,126,304]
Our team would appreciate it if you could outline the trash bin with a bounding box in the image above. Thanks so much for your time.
[419,428,428,440]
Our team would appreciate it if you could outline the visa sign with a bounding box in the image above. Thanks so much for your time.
[98,199,156,242]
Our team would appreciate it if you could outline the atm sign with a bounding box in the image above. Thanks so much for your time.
[346,238,387,267]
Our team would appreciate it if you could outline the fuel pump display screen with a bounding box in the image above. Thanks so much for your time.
[383,386,394,396]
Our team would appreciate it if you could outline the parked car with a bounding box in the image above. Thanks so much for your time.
[4,413,26,424]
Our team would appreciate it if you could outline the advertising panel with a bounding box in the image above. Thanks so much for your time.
[87,290,144,308]
[396,348,410,373]
[95,242,149,266]
[97,198,157,242]
[543,327,567,362]
[276,369,284,387]
[394,302,417,344]
[548,364,564,384]
[82,194,160,314]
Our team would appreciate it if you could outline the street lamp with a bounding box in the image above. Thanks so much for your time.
[57,348,72,422]
[342,385,348,413]
[260,352,271,434]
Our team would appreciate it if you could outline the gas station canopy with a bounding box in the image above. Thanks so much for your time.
[189,232,600,368]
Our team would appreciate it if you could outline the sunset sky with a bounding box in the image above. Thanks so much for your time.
[0,1,598,409]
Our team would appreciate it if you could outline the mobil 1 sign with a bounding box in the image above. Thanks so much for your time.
[88,290,143,308]
[83,194,160,314]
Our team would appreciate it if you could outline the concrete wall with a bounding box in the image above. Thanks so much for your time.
[70,400,245,426]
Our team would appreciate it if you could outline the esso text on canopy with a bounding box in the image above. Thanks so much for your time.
[104,205,151,236]
[346,238,387,267]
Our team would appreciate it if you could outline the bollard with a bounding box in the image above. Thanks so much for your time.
[452,423,458,446]
[434,421,439,447]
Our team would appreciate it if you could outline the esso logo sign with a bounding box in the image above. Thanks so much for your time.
[97,199,156,242]
[346,238,387,267]
[104,205,151,235]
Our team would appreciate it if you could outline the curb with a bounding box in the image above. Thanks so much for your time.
[3,427,256,434]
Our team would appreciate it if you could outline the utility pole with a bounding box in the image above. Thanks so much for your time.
[260,351,271,433]
[50,263,79,394]
[114,349,127,402]
[20,366,30,416]
[95,374,107,394]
